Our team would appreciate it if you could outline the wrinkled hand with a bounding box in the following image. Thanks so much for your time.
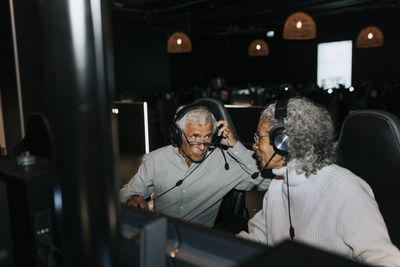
[217,120,237,147]
[125,195,149,211]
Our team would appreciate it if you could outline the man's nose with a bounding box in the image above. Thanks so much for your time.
[198,143,206,150]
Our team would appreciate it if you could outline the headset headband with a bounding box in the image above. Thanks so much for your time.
[274,98,289,122]
[173,104,210,123]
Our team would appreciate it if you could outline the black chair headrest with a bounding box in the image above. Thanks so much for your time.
[194,98,239,140]
[336,109,400,176]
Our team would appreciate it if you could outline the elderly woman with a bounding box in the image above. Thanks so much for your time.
[237,97,400,266]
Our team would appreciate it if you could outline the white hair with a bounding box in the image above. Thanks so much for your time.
[176,108,217,131]
[261,97,336,177]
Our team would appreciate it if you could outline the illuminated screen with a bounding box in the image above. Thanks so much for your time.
[317,40,352,89]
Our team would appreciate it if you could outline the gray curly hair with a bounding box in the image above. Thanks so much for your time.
[176,107,217,131]
[261,97,336,176]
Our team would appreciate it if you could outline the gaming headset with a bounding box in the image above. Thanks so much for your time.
[269,98,290,156]
[270,98,295,240]
[168,103,220,147]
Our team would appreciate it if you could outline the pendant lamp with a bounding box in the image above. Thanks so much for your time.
[356,26,383,48]
[167,32,192,53]
[248,39,269,56]
[283,12,316,40]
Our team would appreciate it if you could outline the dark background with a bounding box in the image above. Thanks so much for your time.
[0,0,400,151]
[112,5,400,94]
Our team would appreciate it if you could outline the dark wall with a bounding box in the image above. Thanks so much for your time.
[169,7,400,90]
[113,23,170,98]
[170,32,317,89]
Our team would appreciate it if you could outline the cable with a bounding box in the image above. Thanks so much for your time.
[218,143,229,170]
[286,165,295,240]
[152,147,217,202]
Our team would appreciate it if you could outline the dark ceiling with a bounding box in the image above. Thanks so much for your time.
[111,0,400,35]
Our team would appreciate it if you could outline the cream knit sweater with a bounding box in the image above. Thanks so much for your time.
[238,163,400,266]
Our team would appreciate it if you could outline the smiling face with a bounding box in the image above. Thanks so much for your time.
[252,119,285,169]
[179,122,214,166]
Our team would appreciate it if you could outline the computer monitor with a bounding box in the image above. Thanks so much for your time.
[120,207,270,267]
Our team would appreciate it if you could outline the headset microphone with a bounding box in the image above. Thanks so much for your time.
[251,152,276,179]
[214,124,229,170]
[219,144,229,170]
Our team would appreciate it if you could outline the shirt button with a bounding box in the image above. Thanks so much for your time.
[234,151,238,155]
[182,189,186,193]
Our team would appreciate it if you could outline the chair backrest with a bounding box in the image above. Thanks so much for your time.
[194,98,239,140]
[336,109,400,248]
[193,99,248,231]
[215,189,248,222]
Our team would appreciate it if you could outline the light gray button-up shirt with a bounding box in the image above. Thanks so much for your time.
[119,142,271,227]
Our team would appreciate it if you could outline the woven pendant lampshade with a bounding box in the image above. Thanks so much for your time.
[283,12,316,40]
[356,26,383,48]
[167,32,192,53]
[248,39,269,56]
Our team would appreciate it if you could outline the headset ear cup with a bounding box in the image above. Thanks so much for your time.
[274,133,289,156]
[168,124,182,147]
[269,124,289,156]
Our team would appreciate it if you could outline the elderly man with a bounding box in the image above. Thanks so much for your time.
[119,103,270,227]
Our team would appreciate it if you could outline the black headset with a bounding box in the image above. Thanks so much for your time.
[269,98,289,156]
[270,98,295,240]
[168,103,220,147]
